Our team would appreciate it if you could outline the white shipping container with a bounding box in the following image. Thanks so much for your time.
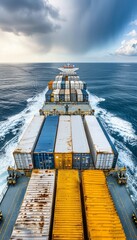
[65,81,70,89]
[53,89,60,101]
[71,116,90,153]
[70,80,74,89]
[10,170,55,240]
[84,115,114,169]
[65,89,70,102]
[55,116,72,153]
[76,89,83,102]
[13,115,44,169]
[55,75,60,81]
[52,81,57,89]
[57,81,61,89]
[59,76,62,81]
[79,81,84,89]
[74,81,80,89]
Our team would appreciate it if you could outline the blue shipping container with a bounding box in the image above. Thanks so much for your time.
[45,90,52,102]
[97,117,118,168]
[61,81,65,89]
[73,153,91,169]
[33,116,59,169]
[82,89,88,102]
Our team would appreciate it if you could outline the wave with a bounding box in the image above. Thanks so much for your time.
[0,87,48,197]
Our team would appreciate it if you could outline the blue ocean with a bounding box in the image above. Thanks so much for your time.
[0,63,137,204]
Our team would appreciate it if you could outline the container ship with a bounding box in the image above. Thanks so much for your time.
[0,65,137,240]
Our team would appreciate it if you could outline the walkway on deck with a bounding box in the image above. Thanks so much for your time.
[107,176,137,240]
[0,176,29,240]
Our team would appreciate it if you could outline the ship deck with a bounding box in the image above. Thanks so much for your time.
[107,176,137,240]
[42,102,93,115]
[0,176,29,240]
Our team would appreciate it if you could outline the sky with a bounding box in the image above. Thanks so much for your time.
[1,0,137,62]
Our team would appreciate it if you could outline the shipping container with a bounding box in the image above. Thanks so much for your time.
[57,81,61,89]
[52,81,57,89]
[54,116,72,169]
[13,115,44,169]
[65,89,70,102]
[11,170,56,240]
[70,89,77,102]
[71,116,91,169]
[82,89,88,102]
[82,170,126,240]
[84,115,114,169]
[61,80,65,89]
[79,80,84,89]
[76,89,83,102]
[48,80,54,90]
[65,80,70,89]
[53,89,60,102]
[55,75,59,81]
[45,89,52,102]
[70,80,74,89]
[52,170,84,240]
[33,116,59,169]
[59,89,65,102]
[97,117,118,168]
[74,81,80,89]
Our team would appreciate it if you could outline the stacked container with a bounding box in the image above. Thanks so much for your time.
[57,81,61,89]
[82,89,88,102]
[74,81,80,89]
[45,89,52,102]
[76,89,83,102]
[70,89,77,102]
[33,116,59,169]
[65,81,69,89]
[54,116,72,169]
[71,116,91,169]
[79,81,84,89]
[52,170,84,240]
[65,89,70,102]
[13,115,44,169]
[82,170,126,240]
[53,89,60,102]
[48,80,53,90]
[59,89,65,102]
[52,81,57,89]
[11,170,56,240]
[61,81,65,89]
[84,115,114,169]
[70,80,74,89]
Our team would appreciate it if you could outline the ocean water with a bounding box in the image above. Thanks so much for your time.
[0,63,137,204]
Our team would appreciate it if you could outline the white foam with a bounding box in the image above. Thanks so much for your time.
[0,87,48,198]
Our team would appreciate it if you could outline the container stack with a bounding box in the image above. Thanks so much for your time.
[71,115,91,169]
[52,170,84,240]
[82,170,126,240]
[13,115,44,170]
[45,73,88,103]
[54,116,72,169]
[11,170,56,240]
[33,116,59,169]
[84,115,115,169]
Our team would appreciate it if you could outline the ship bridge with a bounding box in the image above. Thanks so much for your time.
[58,64,79,76]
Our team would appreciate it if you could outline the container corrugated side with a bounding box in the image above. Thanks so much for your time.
[76,89,83,102]
[13,115,44,169]
[65,81,70,89]
[70,89,77,102]
[10,170,56,240]
[82,170,126,240]
[52,81,57,89]
[84,115,114,169]
[54,116,72,169]
[53,89,60,102]
[52,170,84,240]
[65,89,70,102]
[71,115,91,169]
[59,89,65,102]
[45,89,52,102]
[33,116,59,169]
[97,117,118,168]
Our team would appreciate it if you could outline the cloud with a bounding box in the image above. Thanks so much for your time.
[0,0,137,54]
[115,38,137,56]
[0,0,61,35]
[130,19,137,26]
[126,30,137,37]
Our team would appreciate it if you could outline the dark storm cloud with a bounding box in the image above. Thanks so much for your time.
[0,0,61,35]
[63,0,137,52]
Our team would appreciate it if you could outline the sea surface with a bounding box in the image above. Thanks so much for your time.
[0,63,137,204]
